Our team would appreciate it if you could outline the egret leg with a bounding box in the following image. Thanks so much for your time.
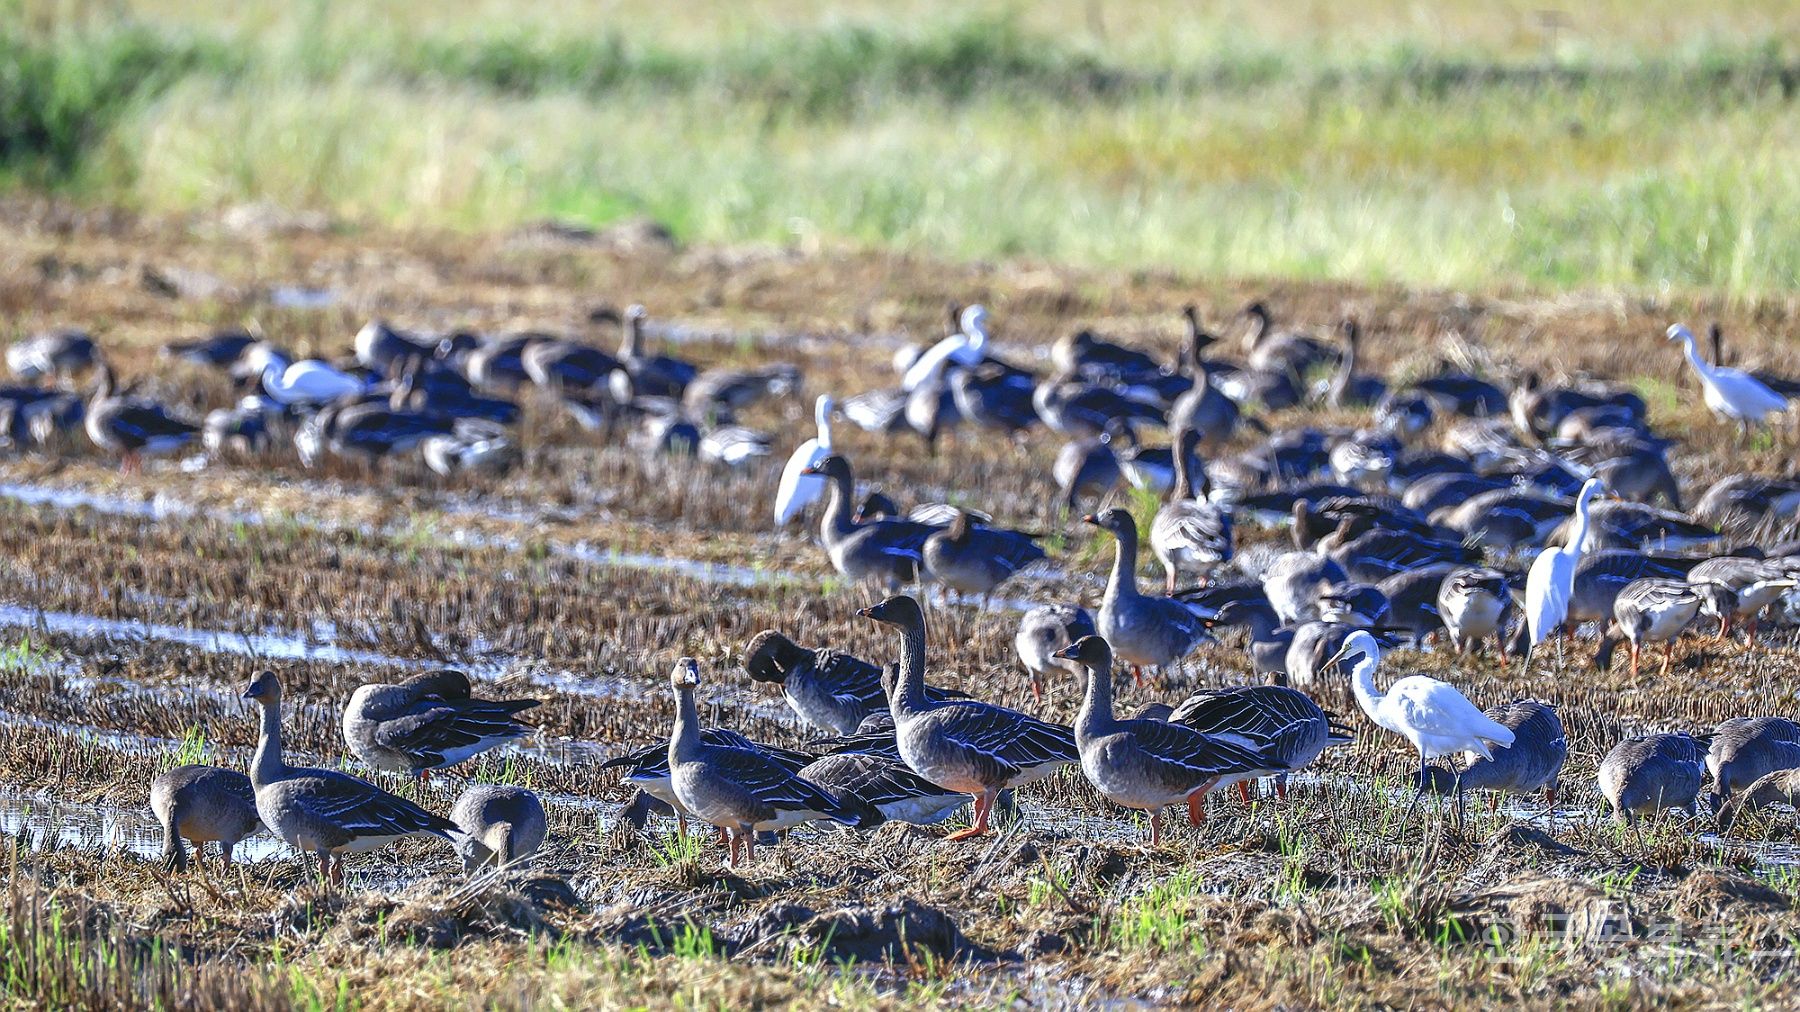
[1453,776,1466,834]
[1397,754,1428,830]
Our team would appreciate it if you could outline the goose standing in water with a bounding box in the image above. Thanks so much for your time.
[1668,323,1790,433]
[149,765,262,871]
[666,659,866,866]
[1524,477,1606,667]
[1329,632,1515,827]
[1054,636,1280,844]
[243,671,461,887]
[1086,509,1216,681]
[1149,427,1233,592]
[859,595,1078,840]
[1417,700,1566,828]
[774,395,835,526]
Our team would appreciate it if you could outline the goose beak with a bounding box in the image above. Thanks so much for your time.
[1080,514,1100,526]
[855,606,875,619]
[1051,643,1081,661]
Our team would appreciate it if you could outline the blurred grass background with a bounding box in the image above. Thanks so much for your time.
[6,0,1800,293]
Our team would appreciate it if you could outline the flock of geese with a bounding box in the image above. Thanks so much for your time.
[13,303,1800,880]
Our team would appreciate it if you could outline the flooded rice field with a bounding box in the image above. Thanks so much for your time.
[6,206,1800,1007]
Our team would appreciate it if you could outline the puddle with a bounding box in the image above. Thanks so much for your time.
[0,783,288,863]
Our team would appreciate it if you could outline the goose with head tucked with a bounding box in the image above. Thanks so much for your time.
[1167,683,1351,805]
[860,595,1078,840]
[451,785,547,872]
[342,669,540,780]
[742,629,965,735]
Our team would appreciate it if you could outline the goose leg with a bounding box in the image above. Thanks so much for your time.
[1495,632,1508,673]
[221,842,234,867]
[946,791,994,840]
[1165,569,1177,595]
[1629,642,1640,680]
[1187,792,1206,825]
[1275,776,1289,802]
[1236,780,1252,805]
[676,812,688,836]
[1148,808,1162,846]
[744,829,757,865]
[1661,642,1674,679]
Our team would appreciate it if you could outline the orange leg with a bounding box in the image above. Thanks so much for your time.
[1130,666,1143,687]
[1629,642,1640,679]
[744,830,757,865]
[945,790,995,840]
[1148,808,1162,845]
[1236,780,1252,804]
[1495,632,1508,672]
[1276,778,1289,802]
[1661,642,1674,679]
[676,812,688,835]
[1187,792,1206,825]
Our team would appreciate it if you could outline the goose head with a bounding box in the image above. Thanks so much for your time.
[856,594,925,630]
[1051,634,1113,674]
[669,657,701,690]
[1081,507,1137,541]
[799,453,853,483]
[243,669,282,705]
[742,630,808,685]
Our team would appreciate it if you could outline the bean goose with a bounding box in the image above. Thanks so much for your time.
[342,669,540,779]
[603,727,814,835]
[859,595,1078,840]
[244,671,460,886]
[1056,636,1280,844]
[85,365,200,471]
[922,510,1046,599]
[1437,566,1514,667]
[1014,604,1097,699]
[1705,717,1800,804]
[451,784,547,871]
[796,752,969,827]
[667,658,867,866]
[1167,685,1351,803]
[742,629,964,734]
[617,305,699,399]
[801,455,937,588]
[1085,509,1216,679]
[149,765,262,871]
[1611,578,1704,678]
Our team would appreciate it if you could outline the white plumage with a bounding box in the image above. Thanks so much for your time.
[1668,323,1791,424]
[249,347,365,406]
[1524,477,1605,651]
[773,395,834,525]
[1333,631,1515,822]
[901,305,989,392]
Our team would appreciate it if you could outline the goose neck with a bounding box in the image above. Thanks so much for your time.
[819,468,858,541]
[670,685,703,762]
[1106,529,1141,601]
[250,700,288,789]
[1076,662,1115,741]
[888,619,930,716]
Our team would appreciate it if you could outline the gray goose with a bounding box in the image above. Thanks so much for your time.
[1597,732,1705,827]
[1686,555,1798,639]
[1437,566,1514,669]
[921,509,1046,599]
[1149,427,1233,592]
[1013,604,1097,700]
[796,752,969,827]
[85,365,200,471]
[800,455,936,588]
[1055,637,1279,844]
[1418,699,1566,826]
[149,765,262,871]
[1611,578,1704,679]
[616,305,698,399]
[451,785,547,871]
[7,327,100,381]
[1054,432,1124,509]
[667,659,866,866]
[243,671,460,886]
[859,595,1078,840]
[1716,767,1800,832]
[1167,684,1351,804]
[342,669,540,780]
[1086,508,1215,681]
[1705,716,1800,806]
[602,727,814,835]
[742,629,964,734]
[1260,551,1349,624]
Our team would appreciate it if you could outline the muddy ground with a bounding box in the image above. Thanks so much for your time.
[5,199,1800,1007]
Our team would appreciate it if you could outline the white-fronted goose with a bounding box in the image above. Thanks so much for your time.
[1323,319,1386,407]
[244,671,460,886]
[451,784,547,871]
[1598,732,1704,826]
[1418,699,1566,826]
[1687,555,1799,638]
[602,727,813,835]
[1149,428,1232,592]
[742,629,964,734]
[342,669,539,779]
[1612,578,1704,678]
[1240,302,1335,378]
[1716,767,1800,832]
[1055,636,1279,844]
[1167,684,1350,804]
[667,659,866,866]
[150,765,262,871]
[1014,604,1097,700]
[1086,509,1215,679]
[859,595,1077,840]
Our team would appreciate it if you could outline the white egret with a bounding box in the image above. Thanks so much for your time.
[246,346,365,406]
[773,395,834,525]
[901,305,989,392]
[1524,477,1606,668]
[1328,630,1516,827]
[1668,323,1790,430]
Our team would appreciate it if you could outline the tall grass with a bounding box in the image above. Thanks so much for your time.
[9,7,1800,293]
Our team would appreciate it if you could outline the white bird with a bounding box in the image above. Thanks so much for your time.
[773,395,834,525]
[901,305,989,392]
[1668,323,1791,428]
[247,346,365,406]
[1524,477,1606,666]
[1329,630,1515,826]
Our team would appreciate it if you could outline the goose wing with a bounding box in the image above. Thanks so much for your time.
[287,770,457,838]
[601,727,757,773]
[936,703,1078,773]
[374,699,538,766]
[1125,719,1290,778]
[709,746,859,820]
